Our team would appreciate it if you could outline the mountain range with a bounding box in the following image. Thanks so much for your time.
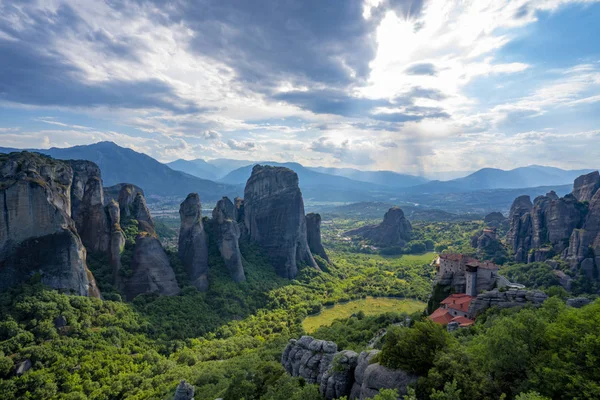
[0,142,595,210]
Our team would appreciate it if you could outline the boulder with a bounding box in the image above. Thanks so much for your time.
[350,350,380,399]
[356,362,417,399]
[124,234,180,300]
[0,152,99,297]
[345,207,412,248]
[212,197,245,283]
[306,213,329,262]
[179,194,210,290]
[281,336,337,385]
[173,380,195,400]
[15,359,32,376]
[243,165,318,278]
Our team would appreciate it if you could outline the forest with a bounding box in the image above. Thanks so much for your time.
[0,216,598,399]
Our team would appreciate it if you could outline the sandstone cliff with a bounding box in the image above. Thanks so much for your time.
[0,152,100,297]
[178,193,210,291]
[306,213,330,262]
[345,207,412,247]
[212,197,245,283]
[243,165,318,279]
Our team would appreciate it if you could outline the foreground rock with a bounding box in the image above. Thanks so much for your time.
[178,194,210,290]
[244,165,318,278]
[282,336,416,399]
[345,207,412,247]
[306,213,330,262]
[212,197,245,283]
[0,152,100,297]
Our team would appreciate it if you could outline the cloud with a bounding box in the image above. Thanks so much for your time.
[405,63,437,76]
[200,130,222,140]
[310,137,374,165]
[227,139,258,151]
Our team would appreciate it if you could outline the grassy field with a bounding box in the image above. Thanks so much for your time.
[303,296,426,333]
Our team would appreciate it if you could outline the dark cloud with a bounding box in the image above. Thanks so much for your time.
[0,3,199,113]
[273,89,388,117]
[405,63,438,76]
[0,40,199,113]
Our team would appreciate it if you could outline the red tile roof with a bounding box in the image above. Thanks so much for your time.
[429,308,453,325]
[440,294,474,312]
[452,316,475,327]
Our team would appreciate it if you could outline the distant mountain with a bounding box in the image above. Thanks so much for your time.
[166,158,221,180]
[0,142,238,200]
[422,170,474,181]
[309,167,428,188]
[220,162,389,191]
[409,165,595,193]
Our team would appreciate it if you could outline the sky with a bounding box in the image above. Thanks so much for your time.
[1,0,599,175]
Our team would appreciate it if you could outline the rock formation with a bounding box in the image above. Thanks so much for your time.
[484,211,507,228]
[173,380,195,400]
[345,207,412,247]
[69,160,111,254]
[104,183,144,211]
[106,200,126,283]
[125,233,180,300]
[178,193,210,291]
[507,172,600,279]
[243,165,318,279]
[306,213,329,262]
[212,197,245,283]
[0,152,100,297]
[282,336,417,400]
[572,171,600,202]
[131,192,155,235]
[468,288,548,318]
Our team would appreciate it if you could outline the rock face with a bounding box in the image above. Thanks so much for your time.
[320,350,358,400]
[125,233,180,300]
[507,172,600,279]
[484,212,507,228]
[345,207,412,247]
[178,194,210,291]
[572,171,600,202]
[69,160,111,254]
[282,336,338,385]
[132,192,155,235]
[244,165,318,278]
[106,200,126,283]
[468,288,548,318]
[0,152,100,297]
[282,337,416,400]
[306,213,329,262]
[173,380,195,400]
[212,197,245,283]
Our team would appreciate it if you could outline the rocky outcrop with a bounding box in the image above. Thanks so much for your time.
[69,160,111,254]
[132,192,155,235]
[572,171,600,202]
[0,152,100,297]
[212,197,245,283]
[507,172,600,279]
[173,380,195,400]
[106,200,126,283]
[178,194,210,291]
[306,213,329,262]
[282,336,338,385]
[345,207,412,248]
[124,233,179,300]
[282,337,417,400]
[104,183,144,211]
[506,195,533,262]
[484,212,507,228]
[468,288,548,318]
[320,350,359,400]
[566,297,592,308]
[244,165,318,279]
